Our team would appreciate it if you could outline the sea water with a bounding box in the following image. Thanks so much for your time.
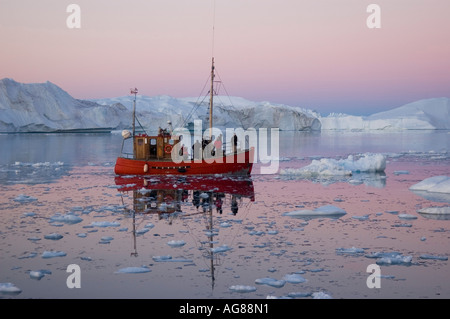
[0,130,449,299]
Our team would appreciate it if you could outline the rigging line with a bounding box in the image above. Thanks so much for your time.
[179,74,211,128]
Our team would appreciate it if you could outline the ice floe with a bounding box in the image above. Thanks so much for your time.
[419,254,448,261]
[365,252,412,266]
[283,205,347,219]
[410,176,450,202]
[229,285,257,293]
[167,240,186,247]
[115,266,151,274]
[13,194,37,203]
[336,247,365,255]
[0,283,22,295]
[282,273,307,283]
[50,213,83,224]
[41,250,67,258]
[29,269,52,280]
[44,233,63,240]
[152,255,193,262]
[90,221,120,227]
[255,277,286,288]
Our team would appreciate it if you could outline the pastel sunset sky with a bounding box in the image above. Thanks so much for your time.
[1,0,449,115]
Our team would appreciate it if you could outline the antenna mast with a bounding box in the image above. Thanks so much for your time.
[130,88,138,158]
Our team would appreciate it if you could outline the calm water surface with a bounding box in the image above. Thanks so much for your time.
[0,131,449,299]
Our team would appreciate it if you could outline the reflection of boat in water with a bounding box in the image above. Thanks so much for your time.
[115,175,255,216]
[115,175,255,289]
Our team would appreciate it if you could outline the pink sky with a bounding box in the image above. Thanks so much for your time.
[1,0,449,115]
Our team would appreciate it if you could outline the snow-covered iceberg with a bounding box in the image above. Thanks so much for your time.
[280,153,386,177]
[320,98,450,130]
[2,78,448,133]
[0,78,129,132]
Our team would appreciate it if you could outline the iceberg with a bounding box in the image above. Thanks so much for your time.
[320,98,450,131]
[410,176,450,203]
[2,78,448,133]
[280,153,386,177]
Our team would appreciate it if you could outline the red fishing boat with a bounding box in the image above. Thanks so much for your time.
[114,58,255,176]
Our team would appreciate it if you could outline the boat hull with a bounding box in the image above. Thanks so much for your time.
[114,147,255,176]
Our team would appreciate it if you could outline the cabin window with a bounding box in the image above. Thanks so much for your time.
[169,139,175,145]
[138,139,144,146]
[150,139,156,145]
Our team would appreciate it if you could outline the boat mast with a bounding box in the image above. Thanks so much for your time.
[209,58,215,140]
[131,88,138,158]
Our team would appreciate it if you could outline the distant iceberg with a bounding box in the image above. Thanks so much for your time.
[320,98,450,131]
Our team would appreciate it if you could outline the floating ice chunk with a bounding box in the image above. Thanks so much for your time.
[352,215,369,220]
[0,283,22,295]
[398,213,417,220]
[374,253,412,266]
[336,247,365,255]
[115,266,151,274]
[220,222,232,228]
[77,233,87,238]
[90,221,120,227]
[167,240,186,247]
[229,285,257,293]
[50,213,83,224]
[152,255,193,262]
[280,153,386,176]
[418,207,450,215]
[44,233,63,240]
[211,245,232,253]
[410,176,450,193]
[22,212,36,217]
[282,273,307,284]
[29,269,51,280]
[136,228,149,235]
[419,254,448,261]
[255,277,286,288]
[13,194,37,203]
[144,223,155,229]
[287,292,312,298]
[41,251,67,258]
[312,291,332,299]
[283,205,346,219]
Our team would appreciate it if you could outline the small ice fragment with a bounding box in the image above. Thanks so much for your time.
[312,291,332,299]
[50,213,83,224]
[44,233,63,240]
[115,266,151,274]
[0,283,22,295]
[13,194,37,203]
[41,251,67,258]
[167,240,186,248]
[282,273,307,284]
[336,247,365,255]
[398,213,417,220]
[210,245,232,253]
[229,285,257,293]
[419,254,448,261]
[255,277,286,288]
[90,221,120,227]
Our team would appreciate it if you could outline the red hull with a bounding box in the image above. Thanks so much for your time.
[114,147,255,176]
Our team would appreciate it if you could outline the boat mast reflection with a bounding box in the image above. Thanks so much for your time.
[115,175,255,289]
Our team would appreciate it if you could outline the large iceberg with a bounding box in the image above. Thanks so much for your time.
[1,78,449,133]
[0,78,129,132]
